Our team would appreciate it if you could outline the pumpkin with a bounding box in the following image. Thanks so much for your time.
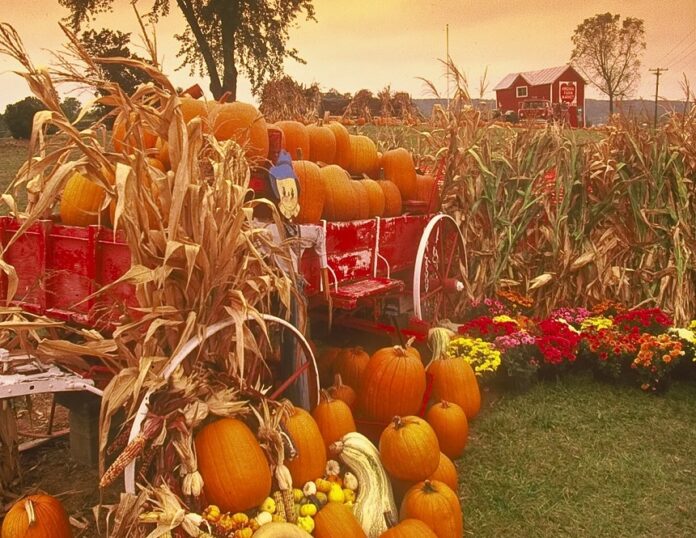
[210,101,269,164]
[347,135,380,177]
[312,390,356,452]
[377,180,403,217]
[334,347,370,393]
[360,178,385,217]
[425,400,468,459]
[379,416,439,481]
[282,403,327,486]
[326,122,352,170]
[292,159,325,224]
[314,497,367,538]
[400,480,463,538]
[361,346,426,423]
[194,418,272,513]
[1,494,73,538]
[318,347,342,387]
[328,373,357,409]
[111,111,158,153]
[321,165,356,221]
[429,452,458,492]
[155,138,171,170]
[382,148,418,200]
[351,180,371,220]
[307,124,336,164]
[416,173,437,208]
[276,120,311,160]
[179,96,209,124]
[379,518,438,538]
[428,356,481,419]
[60,171,106,227]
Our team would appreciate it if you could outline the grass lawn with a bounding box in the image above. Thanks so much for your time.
[0,137,29,212]
[459,373,696,537]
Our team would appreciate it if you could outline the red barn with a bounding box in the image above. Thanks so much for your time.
[493,65,586,127]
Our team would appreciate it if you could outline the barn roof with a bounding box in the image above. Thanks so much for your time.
[493,65,582,91]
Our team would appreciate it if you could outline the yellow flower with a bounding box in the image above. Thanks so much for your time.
[581,316,613,332]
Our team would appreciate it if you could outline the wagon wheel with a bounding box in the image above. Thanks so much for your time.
[413,214,465,322]
[123,313,318,494]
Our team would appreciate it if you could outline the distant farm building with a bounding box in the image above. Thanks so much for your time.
[493,65,586,127]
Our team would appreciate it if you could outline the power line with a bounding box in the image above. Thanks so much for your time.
[666,41,696,70]
[649,68,668,128]
[656,27,696,65]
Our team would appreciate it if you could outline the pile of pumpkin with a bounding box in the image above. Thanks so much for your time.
[57,98,437,228]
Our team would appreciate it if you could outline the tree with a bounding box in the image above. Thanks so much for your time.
[59,0,316,101]
[60,97,82,122]
[4,97,45,139]
[79,29,152,96]
[570,13,646,116]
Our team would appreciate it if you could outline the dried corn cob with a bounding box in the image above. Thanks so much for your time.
[272,491,286,521]
[281,488,296,523]
[100,432,147,488]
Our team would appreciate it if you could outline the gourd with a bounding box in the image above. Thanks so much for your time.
[320,165,357,221]
[314,501,367,538]
[328,373,357,409]
[312,390,356,452]
[381,148,418,200]
[361,178,385,217]
[347,135,380,177]
[326,122,352,170]
[361,346,426,423]
[429,452,458,491]
[379,416,439,482]
[60,171,106,227]
[377,180,403,217]
[351,180,371,220]
[282,403,327,486]
[1,494,73,538]
[399,480,463,538]
[292,159,325,224]
[251,522,312,538]
[194,418,272,513]
[333,347,370,393]
[210,101,269,164]
[379,518,438,538]
[307,124,337,164]
[331,432,397,537]
[428,355,481,419]
[276,120,311,160]
[425,400,469,459]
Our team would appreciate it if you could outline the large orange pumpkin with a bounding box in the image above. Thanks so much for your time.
[1,494,73,538]
[321,165,357,221]
[328,373,357,409]
[361,178,386,217]
[361,346,426,423]
[326,122,352,170]
[311,390,356,452]
[194,418,272,514]
[351,180,371,220]
[179,96,209,124]
[382,148,418,200]
[428,357,481,419]
[400,480,463,538]
[425,400,469,459]
[314,501,367,538]
[333,347,370,393]
[111,112,158,153]
[60,171,106,227]
[292,159,325,224]
[416,173,437,208]
[429,452,458,492]
[282,404,327,486]
[379,416,439,481]
[307,124,337,164]
[379,518,438,538]
[347,135,380,177]
[276,120,311,160]
[377,180,403,217]
[210,101,269,164]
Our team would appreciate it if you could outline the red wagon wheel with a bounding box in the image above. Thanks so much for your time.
[413,214,465,322]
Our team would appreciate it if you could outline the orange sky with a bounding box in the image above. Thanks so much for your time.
[1,0,695,111]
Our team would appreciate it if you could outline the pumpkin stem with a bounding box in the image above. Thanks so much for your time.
[391,416,405,430]
[333,373,345,387]
[319,389,333,403]
[391,345,407,357]
[329,440,344,455]
[24,498,36,527]
[296,148,304,161]
[422,480,438,493]
[383,510,398,529]
[441,400,450,409]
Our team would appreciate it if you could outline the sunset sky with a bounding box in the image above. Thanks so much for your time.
[1,0,695,111]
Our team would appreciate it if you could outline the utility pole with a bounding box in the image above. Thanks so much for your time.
[446,24,450,109]
[649,68,668,128]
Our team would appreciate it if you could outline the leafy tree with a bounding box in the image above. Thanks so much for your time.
[570,12,646,116]
[4,97,45,139]
[79,29,152,96]
[59,0,316,100]
[60,97,82,122]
